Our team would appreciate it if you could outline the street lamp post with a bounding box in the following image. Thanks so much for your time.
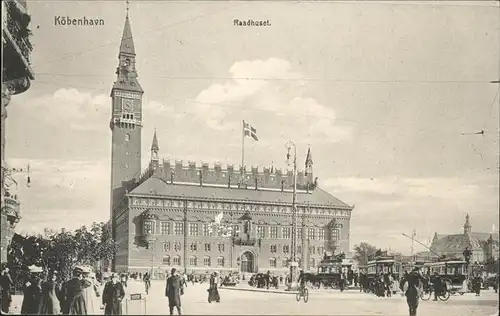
[285,140,299,290]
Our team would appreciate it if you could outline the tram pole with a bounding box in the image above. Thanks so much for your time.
[286,140,299,290]
[401,233,443,260]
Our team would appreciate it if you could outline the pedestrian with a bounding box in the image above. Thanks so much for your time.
[102,273,125,315]
[38,270,61,315]
[208,272,220,303]
[472,274,482,296]
[403,267,425,316]
[82,269,101,315]
[0,265,14,314]
[61,266,88,315]
[165,268,183,315]
[21,265,44,315]
[432,272,443,301]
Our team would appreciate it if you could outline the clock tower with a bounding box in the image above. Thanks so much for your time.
[109,12,143,216]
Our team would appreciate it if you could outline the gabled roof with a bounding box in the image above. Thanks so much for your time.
[430,232,498,254]
[129,177,351,208]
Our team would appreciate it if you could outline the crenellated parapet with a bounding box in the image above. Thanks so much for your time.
[155,159,314,190]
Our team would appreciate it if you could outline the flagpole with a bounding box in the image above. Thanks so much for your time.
[242,120,245,169]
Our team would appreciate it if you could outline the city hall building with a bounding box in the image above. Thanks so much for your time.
[109,13,353,276]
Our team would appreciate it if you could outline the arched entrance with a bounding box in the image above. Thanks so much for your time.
[240,251,255,273]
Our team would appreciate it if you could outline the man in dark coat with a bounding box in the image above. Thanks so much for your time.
[0,266,14,314]
[165,268,183,315]
[208,272,220,303]
[403,268,425,316]
[21,266,43,315]
[102,273,125,315]
[61,266,87,315]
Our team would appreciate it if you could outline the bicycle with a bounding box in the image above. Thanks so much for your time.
[296,284,309,303]
[420,287,450,301]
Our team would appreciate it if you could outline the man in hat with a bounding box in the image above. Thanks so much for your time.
[208,272,220,303]
[61,266,87,315]
[165,268,183,315]
[21,265,43,315]
[0,265,14,314]
[102,273,125,315]
[403,267,425,316]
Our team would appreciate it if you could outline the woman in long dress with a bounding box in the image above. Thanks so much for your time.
[82,271,101,314]
[38,270,61,314]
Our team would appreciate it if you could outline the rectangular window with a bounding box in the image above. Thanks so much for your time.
[204,243,211,252]
[144,221,154,235]
[162,256,171,265]
[189,223,199,236]
[282,227,291,239]
[257,226,265,238]
[308,228,315,240]
[298,228,303,238]
[160,222,170,235]
[270,244,277,253]
[203,223,210,236]
[318,228,325,240]
[190,242,197,252]
[174,222,184,235]
[281,258,288,268]
[309,246,315,255]
[217,257,225,267]
[331,229,340,241]
[218,243,225,252]
[270,226,278,239]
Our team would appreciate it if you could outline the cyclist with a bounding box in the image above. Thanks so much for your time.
[298,270,306,293]
[432,272,443,301]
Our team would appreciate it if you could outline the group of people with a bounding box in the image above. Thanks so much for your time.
[0,264,141,315]
[19,265,104,315]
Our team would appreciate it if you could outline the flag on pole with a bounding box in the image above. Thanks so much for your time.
[243,121,259,141]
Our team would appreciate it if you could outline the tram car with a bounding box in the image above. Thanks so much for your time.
[422,260,468,292]
[366,256,403,283]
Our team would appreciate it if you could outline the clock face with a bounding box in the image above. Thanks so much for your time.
[122,99,134,112]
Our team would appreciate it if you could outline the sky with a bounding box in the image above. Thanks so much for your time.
[5,0,499,255]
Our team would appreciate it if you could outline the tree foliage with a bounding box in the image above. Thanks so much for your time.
[7,222,118,283]
[353,242,380,265]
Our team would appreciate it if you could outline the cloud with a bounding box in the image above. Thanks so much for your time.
[8,158,110,235]
[192,58,352,142]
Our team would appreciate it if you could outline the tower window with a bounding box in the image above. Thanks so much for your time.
[125,133,130,141]
[124,58,130,66]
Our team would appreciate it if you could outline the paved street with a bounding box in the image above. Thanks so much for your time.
[9,281,499,315]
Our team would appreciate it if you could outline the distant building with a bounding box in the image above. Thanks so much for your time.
[1,0,35,263]
[416,214,499,263]
[108,12,354,276]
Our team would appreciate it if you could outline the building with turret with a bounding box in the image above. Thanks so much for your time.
[109,11,353,276]
[1,0,35,263]
[416,214,499,263]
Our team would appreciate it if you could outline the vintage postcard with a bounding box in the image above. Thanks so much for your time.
[1,0,499,315]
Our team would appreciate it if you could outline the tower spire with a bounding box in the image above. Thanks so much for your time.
[151,129,159,151]
[126,0,130,18]
[464,213,472,234]
[120,11,135,55]
[305,145,313,167]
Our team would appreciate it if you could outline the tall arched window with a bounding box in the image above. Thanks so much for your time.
[188,256,197,266]
[125,133,130,141]
[203,256,211,267]
[173,255,181,266]
[269,258,277,268]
